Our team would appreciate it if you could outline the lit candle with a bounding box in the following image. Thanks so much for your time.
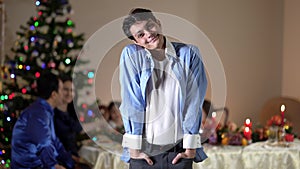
[243,127,252,140]
[211,111,217,128]
[244,118,252,128]
[281,104,285,126]
[211,111,216,121]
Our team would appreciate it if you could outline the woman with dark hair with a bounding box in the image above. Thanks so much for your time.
[202,99,214,124]
[54,75,91,169]
[107,101,124,134]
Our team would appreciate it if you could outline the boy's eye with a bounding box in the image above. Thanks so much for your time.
[137,33,145,38]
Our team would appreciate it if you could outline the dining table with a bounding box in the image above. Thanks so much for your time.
[79,136,300,169]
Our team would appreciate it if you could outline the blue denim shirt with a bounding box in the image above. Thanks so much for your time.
[119,40,208,162]
[11,98,74,169]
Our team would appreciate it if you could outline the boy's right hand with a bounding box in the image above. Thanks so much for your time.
[130,149,153,165]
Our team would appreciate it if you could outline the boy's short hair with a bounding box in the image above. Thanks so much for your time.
[37,72,59,99]
[122,8,157,40]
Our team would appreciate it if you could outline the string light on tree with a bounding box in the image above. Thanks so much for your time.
[35,0,41,6]
[64,58,71,65]
[0,0,89,167]
[87,71,94,78]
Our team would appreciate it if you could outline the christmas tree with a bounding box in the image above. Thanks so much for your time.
[0,0,94,168]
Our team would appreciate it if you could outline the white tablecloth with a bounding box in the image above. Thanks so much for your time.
[242,140,300,169]
[79,139,300,169]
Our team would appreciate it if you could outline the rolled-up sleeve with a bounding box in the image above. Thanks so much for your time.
[182,45,207,149]
[119,46,145,150]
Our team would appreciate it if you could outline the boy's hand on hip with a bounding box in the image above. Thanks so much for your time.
[172,149,196,164]
[130,149,153,165]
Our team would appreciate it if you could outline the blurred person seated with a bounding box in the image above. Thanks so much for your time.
[11,72,73,169]
[99,104,110,121]
[107,101,124,134]
[200,99,230,143]
[54,75,92,169]
[200,100,216,142]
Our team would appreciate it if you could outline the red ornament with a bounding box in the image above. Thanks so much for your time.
[88,78,93,84]
[82,103,87,109]
[9,93,15,99]
[21,88,27,94]
[24,45,29,51]
[79,116,85,122]
[67,28,72,33]
[35,72,41,78]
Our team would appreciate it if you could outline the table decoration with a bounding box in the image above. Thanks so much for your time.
[265,105,296,145]
[243,118,252,144]
[211,121,248,146]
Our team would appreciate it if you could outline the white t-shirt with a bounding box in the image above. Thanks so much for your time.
[145,57,182,145]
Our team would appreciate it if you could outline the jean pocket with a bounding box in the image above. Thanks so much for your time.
[129,158,150,169]
[175,158,193,169]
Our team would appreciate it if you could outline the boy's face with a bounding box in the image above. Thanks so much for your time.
[62,81,74,104]
[54,80,65,107]
[130,19,164,50]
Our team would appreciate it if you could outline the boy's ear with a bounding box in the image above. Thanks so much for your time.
[50,90,57,99]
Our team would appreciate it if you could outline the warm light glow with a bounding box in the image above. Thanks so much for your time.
[212,111,216,118]
[245,127,250,132]
[21,88,27,94]
[281,104,285,112]
[245,118,251,125]
[35,72,41,78]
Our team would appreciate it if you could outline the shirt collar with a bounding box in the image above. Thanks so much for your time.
[37,98,54,115]
[144,37,177,60]
[165,38,177,59]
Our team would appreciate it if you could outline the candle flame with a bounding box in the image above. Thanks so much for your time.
[281,104,285,112]
[212,111,216,118]
[245,118,251,124]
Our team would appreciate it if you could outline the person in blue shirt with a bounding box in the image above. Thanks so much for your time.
[119,8,208,169]
[11,72,74,169]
